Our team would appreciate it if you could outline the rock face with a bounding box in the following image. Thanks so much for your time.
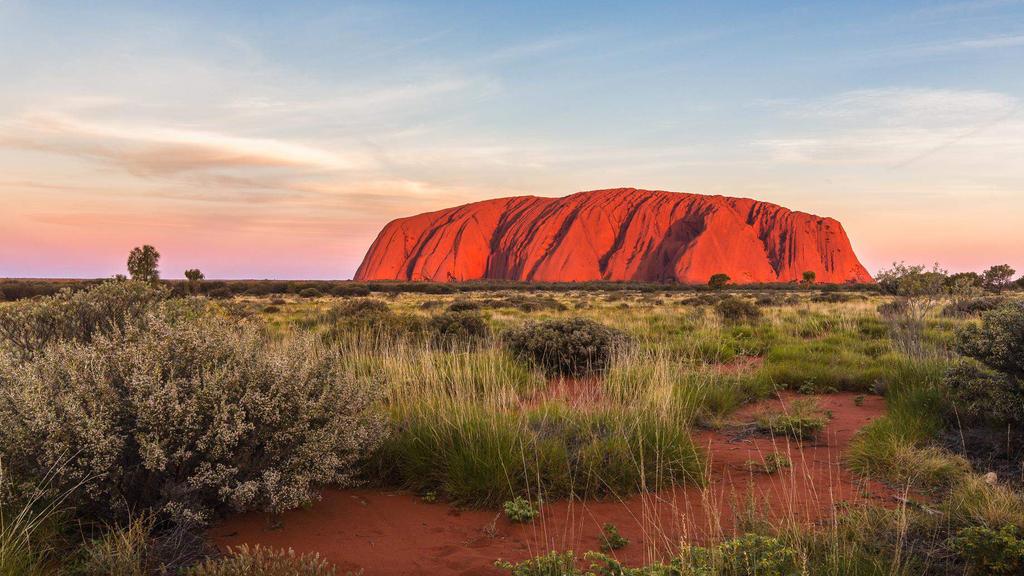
[354,188,873,284]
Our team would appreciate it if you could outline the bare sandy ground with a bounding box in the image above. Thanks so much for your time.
[211,392,893,575]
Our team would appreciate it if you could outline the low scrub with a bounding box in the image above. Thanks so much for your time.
[942,296,1006,317]
[755,398,829,441]
[317,299,427,342]
[186,544,335,576]
[954,524,1024,576]
[0,298,384,525]
[497,534,800,576]
[0,280,165,360]
[503,318,627,377]
[503,496,540,523]
[429,310,490,348]
[716,296,763,324]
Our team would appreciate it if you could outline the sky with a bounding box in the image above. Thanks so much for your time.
[1,1,1022,279]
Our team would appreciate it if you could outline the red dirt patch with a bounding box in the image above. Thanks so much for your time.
[713,355,764,374]
[211,392,894,575]
[523,376,604,409]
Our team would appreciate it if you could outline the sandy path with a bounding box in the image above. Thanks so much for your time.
[211,392,893,575]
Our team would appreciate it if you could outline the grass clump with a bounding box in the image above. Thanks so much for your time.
[503,496,540,523]
[316,298,427,342]
[504,317,627,377]
[848,357,968,491]
[377,402,704,506]
[747,452,792,474]
[185,544,335,576]
[756,399,829,440]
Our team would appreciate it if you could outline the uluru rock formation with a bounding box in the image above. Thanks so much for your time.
[354,188,873,284]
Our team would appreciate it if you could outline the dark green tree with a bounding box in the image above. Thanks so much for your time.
[708,273,730,290]
[982,264,1016,292]
[185,268,205,294]
[127,245,161,284]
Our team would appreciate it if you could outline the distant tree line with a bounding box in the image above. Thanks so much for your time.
[1,246,1021,302]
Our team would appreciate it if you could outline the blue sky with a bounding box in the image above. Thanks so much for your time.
[1,0,1022,278]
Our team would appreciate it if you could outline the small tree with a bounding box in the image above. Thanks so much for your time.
[801,271,816,285]
[875,262,948,356]
[127,245,161,284]
[947,272,984,310]
[185,268,205,295]
[708,273,730,290]
[947,272,983,289]
[982,264,1016,293]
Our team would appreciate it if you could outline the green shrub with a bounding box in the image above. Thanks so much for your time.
[756,399,828,440]
[946,302,1024,430]
[186,544,335,576]
[715,296,762,324]
[496,550,579,576]
[599,523,628,551]
[708,274,731,290]
[0,281,165,360]
[503,496,540,523]
[206,287,233,299]
[954,524,1024,575]
[429,310,489,348]
[943,296,1006,317]
[748,452,792,474]
[712,534,800,576]
[331,284,370,297]
[0,305,385,525]
[877,299,908,318]
[503,318,627,377]
[500,295,567,313]
[319,299,426,342]
[945,361,1024,428]
[810,292,853,303]
[298,287,322,298]
[447,300,481,312]
[955,302,1024,377]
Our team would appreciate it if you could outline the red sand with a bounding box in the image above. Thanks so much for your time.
[353,188,873,284]
[211,392,892,575]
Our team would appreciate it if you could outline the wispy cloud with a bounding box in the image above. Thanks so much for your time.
[755,88,1024,167]
[224,76,498,117]
[786,88,1017,123]
[0,111,375,174]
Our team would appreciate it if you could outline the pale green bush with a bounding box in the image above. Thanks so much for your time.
[503,318,627,377]
[0,280,165,360]
[0,302,385,525]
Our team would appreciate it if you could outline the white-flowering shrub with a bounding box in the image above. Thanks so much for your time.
[0,280,165,360]
[0,302,384,525]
